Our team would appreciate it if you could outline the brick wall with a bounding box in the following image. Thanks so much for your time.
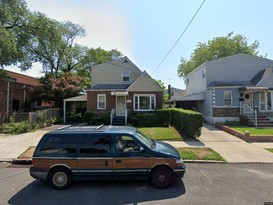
[87,91,163,113]
[213,107,240,117]
[216,124,273,142]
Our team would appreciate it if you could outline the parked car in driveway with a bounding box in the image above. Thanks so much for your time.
[30,125,185,190]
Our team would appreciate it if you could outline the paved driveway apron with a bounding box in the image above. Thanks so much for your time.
[199,124,273,163]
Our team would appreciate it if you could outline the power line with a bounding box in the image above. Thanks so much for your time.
[152,0,206,73]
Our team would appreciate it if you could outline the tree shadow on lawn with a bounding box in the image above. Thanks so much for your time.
[9,179,186,205]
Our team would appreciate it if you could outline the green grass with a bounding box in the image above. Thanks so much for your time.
[177,147,226,161]
[265,148,273,153]
[137,127,183,141]
[230,126,273,136]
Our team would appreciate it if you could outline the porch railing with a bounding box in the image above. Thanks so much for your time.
[243,104,257,127]
[110,109,115,125]
[125,109,128,126]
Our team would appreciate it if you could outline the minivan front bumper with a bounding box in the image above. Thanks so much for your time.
[174,166,186,178]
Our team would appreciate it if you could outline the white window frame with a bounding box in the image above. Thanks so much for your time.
[133,94,156,111]
[97,94,106,110]
[224,91,232,106]
[122,71,130,82]
[260,91,273,112]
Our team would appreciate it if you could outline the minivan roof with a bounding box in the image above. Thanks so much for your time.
[47,125,137,135]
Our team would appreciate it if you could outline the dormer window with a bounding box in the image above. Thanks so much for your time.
[122,71,130,82]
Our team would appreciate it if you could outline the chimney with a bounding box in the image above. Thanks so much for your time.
[168,84,171,100]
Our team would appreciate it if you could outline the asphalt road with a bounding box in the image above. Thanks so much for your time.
[0,163,273,205]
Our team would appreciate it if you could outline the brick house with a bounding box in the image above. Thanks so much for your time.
[0,70,39,123]
[86,57,163,125]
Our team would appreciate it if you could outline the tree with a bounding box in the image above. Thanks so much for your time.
[177,32,261,81]
[0,0,31,68]
[33,72,85,108]
[26,12,86,75]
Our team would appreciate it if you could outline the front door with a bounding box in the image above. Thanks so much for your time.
[116,96,126,116]
[243,93,253,114]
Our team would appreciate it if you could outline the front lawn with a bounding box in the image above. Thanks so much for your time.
[230,126,273,136]
[137,127,183,141]
[265,148,273,153]
[177,147,226,161]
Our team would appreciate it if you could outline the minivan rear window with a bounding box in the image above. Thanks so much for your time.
[40,134,78,154]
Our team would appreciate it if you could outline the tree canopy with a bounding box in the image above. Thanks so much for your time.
[177,32,261,81]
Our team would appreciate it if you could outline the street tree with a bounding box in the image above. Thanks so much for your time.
[177,32,261,81]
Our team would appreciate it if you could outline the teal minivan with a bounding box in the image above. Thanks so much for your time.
[30,125,186,190]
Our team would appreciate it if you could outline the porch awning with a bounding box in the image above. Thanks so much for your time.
[239,87,268,92]
[64,94,87,102]
[174,92,205,101]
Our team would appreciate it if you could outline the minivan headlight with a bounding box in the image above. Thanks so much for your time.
[176,159,184,166]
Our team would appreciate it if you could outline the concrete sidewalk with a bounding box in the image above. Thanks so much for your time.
[0,125,66,161]
[0,123,273,163]
[165,124,273,163]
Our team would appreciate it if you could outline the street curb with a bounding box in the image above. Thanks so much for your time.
[11,159,32,165]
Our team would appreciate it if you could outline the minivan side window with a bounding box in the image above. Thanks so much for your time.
[80,135,111,154]
[115,135,143,153]
[40,134,78,154]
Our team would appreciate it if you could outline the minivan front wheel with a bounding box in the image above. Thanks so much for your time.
[48,167,72,190]
[150,166,174,189]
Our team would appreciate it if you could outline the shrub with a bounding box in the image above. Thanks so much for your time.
[84,111,111,125]
[131,108,203,138]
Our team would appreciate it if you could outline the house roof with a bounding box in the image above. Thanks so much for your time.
[208,81,253,87]
[87,84,131,91]
[174,92,205,101]
[5,70,39,86]
[64,94,87,102]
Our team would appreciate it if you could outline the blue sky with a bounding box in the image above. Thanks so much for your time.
[7,0,273,89]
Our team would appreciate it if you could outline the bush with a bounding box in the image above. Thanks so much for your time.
[84,111,111,125]
[131,108,203,138]
[2,121,30,134]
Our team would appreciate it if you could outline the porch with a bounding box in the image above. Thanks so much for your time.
[239,87,273,127]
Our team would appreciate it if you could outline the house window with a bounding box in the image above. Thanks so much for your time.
[202,69,206,78]
[97,94,106,109]
[134,95,156,111]
[224,91,232,106]
[122,71,130,82]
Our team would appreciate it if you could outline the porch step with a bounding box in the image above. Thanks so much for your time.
[243,114,273,127]
[112,116,125,126]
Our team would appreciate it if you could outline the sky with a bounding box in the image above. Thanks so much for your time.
[6,0,273,90]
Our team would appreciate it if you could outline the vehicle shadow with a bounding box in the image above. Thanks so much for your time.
[8,179,186,205]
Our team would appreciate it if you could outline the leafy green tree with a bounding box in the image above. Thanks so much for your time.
[26,12,86,75]
[0,0,31,68]
[177,32,261,80]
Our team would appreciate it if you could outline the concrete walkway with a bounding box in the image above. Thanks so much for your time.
[165,123,273,163]
[0,125,66,161]
[0,123,272,163]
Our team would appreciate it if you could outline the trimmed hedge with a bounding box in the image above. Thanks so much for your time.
[135,108,203,137]
[84,111,110,125]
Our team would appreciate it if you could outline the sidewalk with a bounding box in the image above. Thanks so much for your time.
[166,124,273,163]
[0,125,66,162]
[0,124,273,163]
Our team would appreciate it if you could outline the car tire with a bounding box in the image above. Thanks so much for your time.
[47,167,73,190]
[150,166,174,189]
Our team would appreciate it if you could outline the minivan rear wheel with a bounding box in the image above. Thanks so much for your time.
[150,166,174,189]
[48,167,72,190]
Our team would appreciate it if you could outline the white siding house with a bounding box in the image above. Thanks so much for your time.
[179,53,273,125]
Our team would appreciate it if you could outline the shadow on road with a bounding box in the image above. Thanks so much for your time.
[9,179,186,205]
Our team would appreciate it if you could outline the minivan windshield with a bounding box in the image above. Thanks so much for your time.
[134,130,155,148]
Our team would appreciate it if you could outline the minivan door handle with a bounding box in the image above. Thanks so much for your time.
[116,160,122,163]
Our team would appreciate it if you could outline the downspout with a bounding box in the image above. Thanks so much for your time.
[7,81,10,114]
